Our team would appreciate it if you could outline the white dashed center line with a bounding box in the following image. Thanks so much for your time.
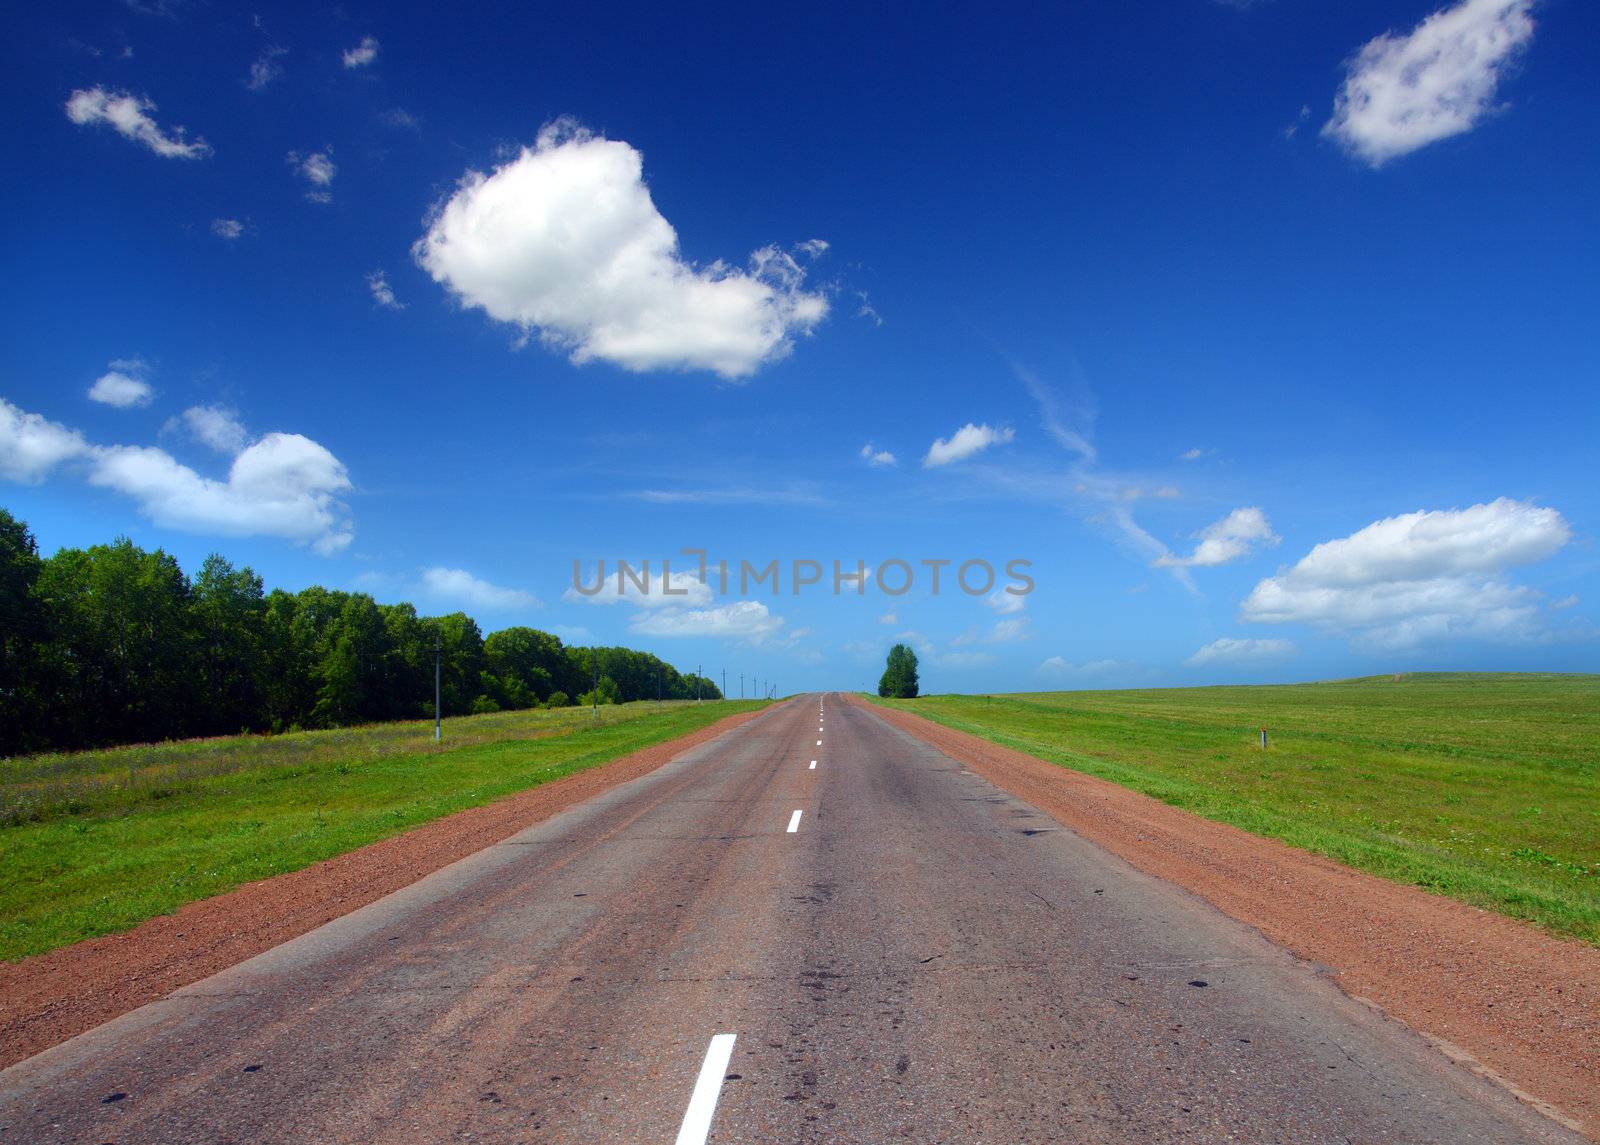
[675,1033,737,1145]
[809,760,817,769]
[816,739,822,746]
[786,809,803,833]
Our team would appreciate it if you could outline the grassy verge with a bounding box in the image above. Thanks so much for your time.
[869,673,1599,944]
[0,700,765,962]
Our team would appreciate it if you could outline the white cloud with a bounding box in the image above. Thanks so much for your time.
[0,399,91,482]
[564,565,715,609]
[2,398,352,552]
[877,610,897,625]
[210,218,245,240]
[636,485,826,507]
[1186,637,1297,667]
[181,405,249,453]
[421,567,539,611]
[88,432,353,553]
[934,649,996,669]
[367,270,405,311]
[342,35,380,68]
[1240,498,1569,649]
[288,149,336,202]
[65,87,210,159]
[1037,656,1142,681]
[247,45,287,91]
[629,599,785,644]
[380,107,417,130]
[953,615,1034,646]
[860,442,896,467]
[87,359,155,408]
[986,617,1032,643]
[1323,0,1535,166]
[1178,447,1207,462]
[1118,484,1180,502]
[985,587,1026,615]
[923,422,1015,468]
[413,119,828,379]
[1156,506,1279,568]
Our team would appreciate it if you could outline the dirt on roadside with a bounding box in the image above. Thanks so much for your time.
[854,696,1600,1141]
[0,705,774,1070]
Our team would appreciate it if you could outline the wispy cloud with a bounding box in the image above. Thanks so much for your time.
[1186,637,1295,667]
[287,149,336,202]
[65,88,210,159]
[367,270,405,310]
[247,45,287,91]
[634,485,828,507]
[342,36,380,69]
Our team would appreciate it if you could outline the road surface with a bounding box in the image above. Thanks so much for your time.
[0,695,1576,1143]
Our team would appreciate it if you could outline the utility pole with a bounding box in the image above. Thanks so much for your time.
[591,650,599,722]
[722,668,726,701]
[739,673,744,699]
[656,669,661,705]
[696,664,702,703]
[434,632,442,742]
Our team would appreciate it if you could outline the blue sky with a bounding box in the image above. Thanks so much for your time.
[3,0,1597,694]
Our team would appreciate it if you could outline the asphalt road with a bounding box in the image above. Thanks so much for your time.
[0,695,1577,1143]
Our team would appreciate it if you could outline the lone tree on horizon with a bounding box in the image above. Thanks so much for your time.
[878,643,919,699]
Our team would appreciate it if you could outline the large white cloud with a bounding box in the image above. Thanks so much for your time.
[90,434,353,554]
[413,120,828,379]
[1241,498,1569,649]
[0,399,91,482]
[923,422,1015,468]
[1156,506,1279,568]
[421,567,539,611]
[0,398,353,554]
[1323,0,1535,166]
[65,87,211,159]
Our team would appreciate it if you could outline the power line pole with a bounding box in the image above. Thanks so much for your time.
[739,673,744,699]
[433,631,442,742]
[591,650,599,722]
[722,668,726,701]
[696,664,702,703]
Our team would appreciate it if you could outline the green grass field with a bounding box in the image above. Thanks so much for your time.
[0,700,765,962]
[871,673,1600,944]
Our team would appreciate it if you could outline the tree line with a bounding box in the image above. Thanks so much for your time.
[0,509,722,757]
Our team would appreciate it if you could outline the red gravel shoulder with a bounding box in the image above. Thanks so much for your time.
[854,696,1600,1140]
[0,706,771,1069]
